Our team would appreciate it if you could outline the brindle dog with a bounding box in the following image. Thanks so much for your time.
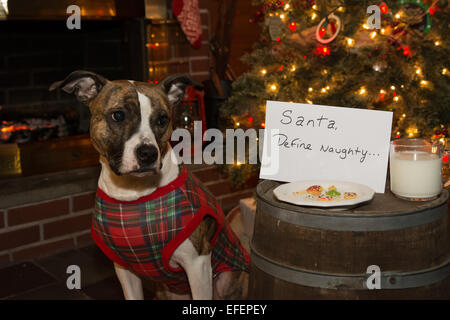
[50,71,249,300]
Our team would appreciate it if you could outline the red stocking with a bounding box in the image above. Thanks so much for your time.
[172,0,203,49]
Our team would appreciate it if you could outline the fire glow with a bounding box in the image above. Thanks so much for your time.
[0,117,67,143]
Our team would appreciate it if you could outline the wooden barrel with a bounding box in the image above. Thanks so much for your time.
[249,180,450,299]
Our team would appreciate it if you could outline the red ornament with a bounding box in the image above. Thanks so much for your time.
[276,36,281,42]
[443,155,448,163]
[279,65,284,71]
[289,21,297,31]
[248,116,254,123]
[330,21,336,34]
[429,7,435,15]
[393,92,397,97]
[379,2,388,14]
[261,122,266,128]
[402,46,411,56]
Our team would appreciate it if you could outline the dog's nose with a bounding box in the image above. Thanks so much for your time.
[135,144,158,167]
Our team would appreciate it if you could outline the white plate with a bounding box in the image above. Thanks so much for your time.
[273,180,375,208]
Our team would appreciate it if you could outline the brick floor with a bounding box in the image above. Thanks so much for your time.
[0,167,255,300]
[0,242,161,300]
[0,244,124,300]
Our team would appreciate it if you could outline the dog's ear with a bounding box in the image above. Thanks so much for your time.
[49,70,108,104]
[159,74,203,106]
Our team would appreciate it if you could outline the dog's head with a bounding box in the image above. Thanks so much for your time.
[50,70,201,176]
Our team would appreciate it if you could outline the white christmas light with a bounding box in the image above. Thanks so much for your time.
[0,0,8,15]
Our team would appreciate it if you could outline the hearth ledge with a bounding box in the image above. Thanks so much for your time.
[0,166,100,209]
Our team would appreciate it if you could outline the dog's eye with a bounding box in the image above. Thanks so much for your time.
[157,114,169,127]
[112,111,125,122]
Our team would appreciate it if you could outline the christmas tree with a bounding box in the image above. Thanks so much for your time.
[221,0,449,185]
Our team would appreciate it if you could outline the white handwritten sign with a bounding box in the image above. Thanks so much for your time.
[260,101,393,193]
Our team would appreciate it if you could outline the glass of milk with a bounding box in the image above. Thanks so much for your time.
[390,138,443,201]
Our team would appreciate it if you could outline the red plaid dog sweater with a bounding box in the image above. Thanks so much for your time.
[91,166,250,294]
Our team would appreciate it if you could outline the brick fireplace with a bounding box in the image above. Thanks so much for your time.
[0,19,134,176]
[0,0,243,267]
[0,0,212,177]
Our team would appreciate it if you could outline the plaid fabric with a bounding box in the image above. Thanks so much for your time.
[91,166,249,294]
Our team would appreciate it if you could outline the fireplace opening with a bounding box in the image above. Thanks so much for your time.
[0,0,211,179]
[0,14,145,177]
